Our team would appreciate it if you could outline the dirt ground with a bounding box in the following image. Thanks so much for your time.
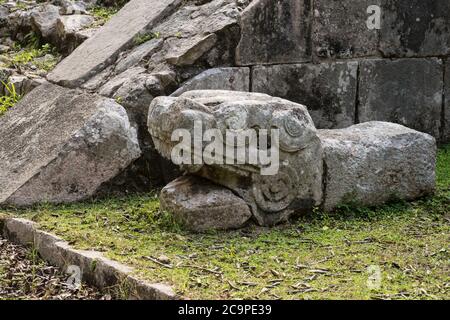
[0,236,109,300]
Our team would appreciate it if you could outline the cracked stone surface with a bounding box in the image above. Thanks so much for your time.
[0,83,141,206]
[319,122,436,211]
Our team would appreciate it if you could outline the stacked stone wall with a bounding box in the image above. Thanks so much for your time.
[193,0,450,142]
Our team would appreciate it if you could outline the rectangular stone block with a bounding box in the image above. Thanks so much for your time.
[444,58,450,143]
[319,122,436,211]
[358,58,443,138]
[48,0,182,87]
[380,0,450,57]
[312,0,381,59]
[236,0,312,65]
[171,67,250,97]
[252,61,358,129]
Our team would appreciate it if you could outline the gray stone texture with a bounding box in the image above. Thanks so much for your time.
[171,67,250,97]
[380,0,450,58]
[252,61,358,129]
[30,4,60,41]
[236,0,312,65]
[160,175,252,232]
[151,0,241,67]
[148,90,323,226]
[48,0,182,87]
[55,14,95,54]
[358,58,443,138]
[444,58,450,143]
[319,122,436,211]
[0,84,141,206]
[312,0,381,59]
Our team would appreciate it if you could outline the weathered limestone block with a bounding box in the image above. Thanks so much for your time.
[114,38,163,75]
[358,58,443,138]
[319,122,436,211]
[444,59,450,143]
[0,84,141,206]
[236,0,312,65]
[171,67,250,97]
[150,0,241,68]
[98,66,146,97]
[56,14,95,54]
[7,74,47,96]
[380,0,450,57]
[160,175,252,232]
[252,62,358,129]
[30,4,60,40]
[58,0,89,15]
[56,15,94,37]
[48,0,182,87]
[148,90,323,226]
[312,0,381,59]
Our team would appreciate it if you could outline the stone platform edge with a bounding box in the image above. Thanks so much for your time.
[0,215,180,300]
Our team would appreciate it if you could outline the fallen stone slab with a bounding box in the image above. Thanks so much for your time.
[151,0,241,68]
[47,0,182,87]
[0,216,177,300]
[0,83,141,206]
[236,0,312,65]
[171,67,250,97]
[252,61,358,129]
[56,14,95,54]
[319,122,436,211]
[358,58,443,138]
[160,175,252,232]
[149,90,323,226]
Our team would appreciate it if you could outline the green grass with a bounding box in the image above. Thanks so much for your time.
[90,6,120,26]
[0,82,21,116]
[133,32,161,46]
[8,43,57,70]
[0,38,60,73]
[1,146,449,300]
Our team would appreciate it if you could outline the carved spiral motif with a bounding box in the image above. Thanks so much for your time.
[271,110,311,153]
[215,104,249,147]
[252,166,298,213]
[284,115,305,137]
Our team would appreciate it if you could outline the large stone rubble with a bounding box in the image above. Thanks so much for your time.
[0,83,140,206]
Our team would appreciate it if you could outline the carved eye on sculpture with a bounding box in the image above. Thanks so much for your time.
[215,104,249,133]
[271,109,313,153]
[179,109,216,133]
[252,166,298,213]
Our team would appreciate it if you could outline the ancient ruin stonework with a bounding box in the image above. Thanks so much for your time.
[160,175,252,232]
[48,0,183,87]
[358,58,443,138]
[319,122,436,211]
[312,0,382,59]
[444,58,450,142]
[236,0,312,65]
[0,84,141,206]
[0,0,444,219]
[252,62,358,129]
[240,0,450,143]
[172,67,250,97]
[148,90,323,226]
[148,90,437,229]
